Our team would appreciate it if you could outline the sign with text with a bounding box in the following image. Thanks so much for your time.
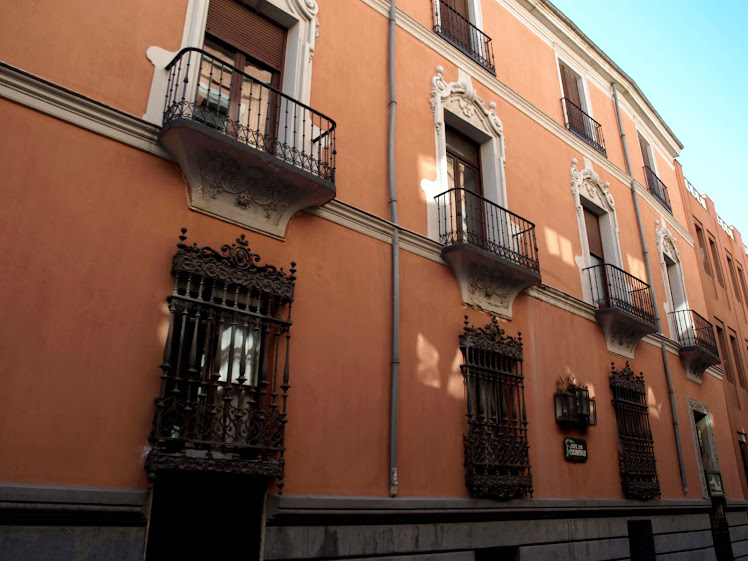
[564,437,588,462]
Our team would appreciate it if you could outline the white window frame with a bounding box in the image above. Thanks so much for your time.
[425,66,507,241]
[687,398,722,498]
[637,128,660,176]
[555,54,593,118]
[434,0,485,30]
[569,158,623,304]
[143,0,320,124]
[656,219,690,339]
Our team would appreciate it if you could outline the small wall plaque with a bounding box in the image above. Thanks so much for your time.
[564,437,588,462]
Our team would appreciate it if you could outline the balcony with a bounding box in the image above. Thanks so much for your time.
[562,98,606,156]
[159,48,336,238]
[643,166,672,212]
[436,188,540,317]
[670,310,720,381]
[585,264,657,358]
[433,0,495,73]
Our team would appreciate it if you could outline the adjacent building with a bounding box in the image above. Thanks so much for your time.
[1,0,747,559]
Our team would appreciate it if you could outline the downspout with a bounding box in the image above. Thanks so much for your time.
[387,0,400,497]
[612,83,688,494]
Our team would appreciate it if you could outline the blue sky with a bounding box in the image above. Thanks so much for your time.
[549,0,748,242]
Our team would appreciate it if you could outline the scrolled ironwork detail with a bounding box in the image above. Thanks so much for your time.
[610,362,660,500]
[460,316,532,500]
[148,229,295,490]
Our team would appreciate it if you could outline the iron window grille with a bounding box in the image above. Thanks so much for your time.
[163,47,336,183]
[609,362,660,500]
[147,229,295,489]
[433,0,495,73]
[555,375,597,428]
[562,97,606,156]
[460,316,532,500]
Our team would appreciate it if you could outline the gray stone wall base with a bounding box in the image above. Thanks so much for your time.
[0,526,146,561]
[263,496,733,561]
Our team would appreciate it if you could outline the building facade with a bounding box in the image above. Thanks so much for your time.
[0,0,747,559]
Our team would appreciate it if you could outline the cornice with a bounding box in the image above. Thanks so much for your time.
[0,61,167,159]
[357,1,692,246]
[510,0,683,159]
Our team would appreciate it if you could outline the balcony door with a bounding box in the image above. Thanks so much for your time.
[446,128,484,247]
[198,0,284,146]
[584,207,610,306]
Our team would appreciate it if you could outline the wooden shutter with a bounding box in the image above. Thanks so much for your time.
[206,0,286,71]
[584,208,604,260]
[638,133,652,168]
[445,0,469,17]
[559,62,582,107]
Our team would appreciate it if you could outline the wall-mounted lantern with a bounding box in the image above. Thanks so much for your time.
[555,373,597,428]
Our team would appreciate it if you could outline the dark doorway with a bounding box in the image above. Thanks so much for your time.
[145,471,265,560]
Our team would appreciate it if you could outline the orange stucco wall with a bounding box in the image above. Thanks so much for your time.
[1,0,744,507]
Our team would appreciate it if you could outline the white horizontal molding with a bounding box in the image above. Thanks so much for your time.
[0,62,167,159]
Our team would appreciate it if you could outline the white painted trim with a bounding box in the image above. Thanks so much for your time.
[554,52,592,116]
[426,66,507,241]
[570,158,623,303]
[143,0,320,125]
[0,62,167,158]
[687,398,721,499]
[656,219,690,339]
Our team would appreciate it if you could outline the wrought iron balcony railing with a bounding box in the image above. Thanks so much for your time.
[434,0,495,73]
[163,48,336,183]
[435,188,539,274]
[562,98,606,156]
[643,166,672,212]
[584,263,656,326]
[669,309,718,356]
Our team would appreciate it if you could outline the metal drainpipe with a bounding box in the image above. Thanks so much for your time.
[612,83,688,494]
[387,0,400,497]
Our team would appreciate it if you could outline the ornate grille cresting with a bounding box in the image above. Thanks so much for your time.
[147,229,295,489]
[460,316,532,500]
[609,362,660,500]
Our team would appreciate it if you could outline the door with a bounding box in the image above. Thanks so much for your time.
[446,129,484,248]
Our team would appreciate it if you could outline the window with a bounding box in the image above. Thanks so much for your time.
[739,265,748,303]
[584,207,605,264]
[460,316,532,500]
[428,67,507,240]
[639,133,671,211]
[610,362,660,500]
[709,237,726,288]
[715,324,734,384]
[739,434,748,487]
[730,333,747,388]
[726,253,742,304]
[695,222,713,277]
[638,132,654,171]
[148,230,295,480]
[433,0,494,72]
[193,1,285,140]
[558,60,606,155]
[144,0,320,123]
